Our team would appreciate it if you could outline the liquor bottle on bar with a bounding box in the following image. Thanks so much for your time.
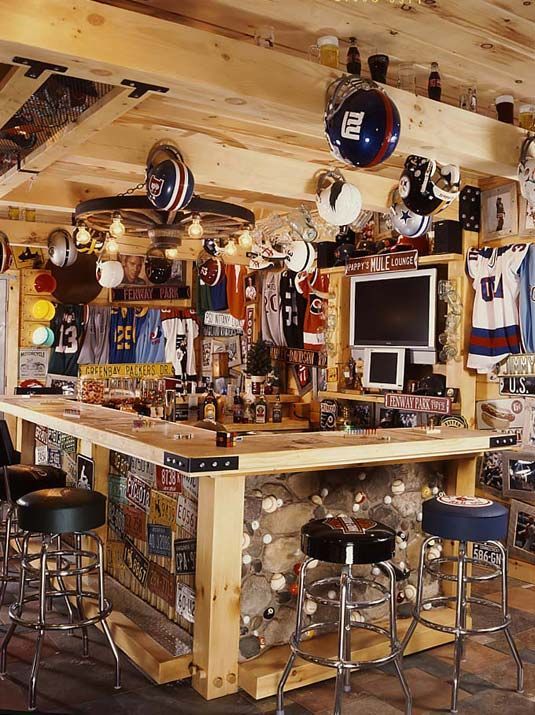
[272,393,283,423]
[428,62,441,101]
[201,382,218,421]
[233,386,243,423]
[242,393,254,424]
[255,385,267,424]
[346,37,361,75]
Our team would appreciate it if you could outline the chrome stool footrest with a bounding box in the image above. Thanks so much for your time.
[9,591,113,630]
[305,576,390,609]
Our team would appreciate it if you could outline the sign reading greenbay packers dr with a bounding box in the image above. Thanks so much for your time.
[79,362,174,379]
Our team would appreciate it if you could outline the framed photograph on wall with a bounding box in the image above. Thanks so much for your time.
[502,450,535,504]
[508,499,535,566]
[522,397,535,448]
[518,196,535,238]
[478,451,504,495]
[481,183,518,242]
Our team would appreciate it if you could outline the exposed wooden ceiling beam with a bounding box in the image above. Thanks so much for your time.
[0,64,48,128]
[0,0,524,180]
[0,86,144,198]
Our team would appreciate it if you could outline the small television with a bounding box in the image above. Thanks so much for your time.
[349,268,437,354]
[362,347,405,391]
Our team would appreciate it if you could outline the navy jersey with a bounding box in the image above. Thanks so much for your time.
[48,304,84,377]
[109,307,137,363]
[210,272,228,311]
[280,270,307,349]
[135,308,165,363]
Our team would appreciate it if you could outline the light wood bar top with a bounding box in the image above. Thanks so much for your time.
[0,396,512,477]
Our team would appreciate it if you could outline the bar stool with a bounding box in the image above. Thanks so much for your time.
[402,495,524,713]
[276,516,412,715]
[0,487,120,711]
[1,464,66,607]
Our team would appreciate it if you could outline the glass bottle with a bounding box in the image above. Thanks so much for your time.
[233,386,243,423]
[255,385,267,424]
[428,62,441,101]
[346,37,361,76]
[468,84,477,112]
[202,382,218,422]
[272,393,283,423]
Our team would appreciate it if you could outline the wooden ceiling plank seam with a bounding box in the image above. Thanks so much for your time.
[0,64,51,128]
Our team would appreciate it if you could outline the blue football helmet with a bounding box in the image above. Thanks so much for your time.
[325,77,401,168]
[146,144,195,212]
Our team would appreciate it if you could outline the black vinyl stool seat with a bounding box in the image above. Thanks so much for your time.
[1,466,67,608]
[277,516,411,715]
[17,487,106,534]
[402,496,524,713]
[1,487,120,711]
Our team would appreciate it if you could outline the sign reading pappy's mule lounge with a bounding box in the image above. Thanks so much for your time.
[345,250,418,277]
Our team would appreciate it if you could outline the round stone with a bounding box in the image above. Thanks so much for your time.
[239,635,261,659]
[243,615,250,625]
[311,495,323,506]
[243,554,252,565]
[262,496,278,513]
[404,584,417,601]
[352,503,360,513]
[383,495,392,505]
[262,533,273,545]
[270,573,286,591]
[371,566,381,577]
[251,520,260,531]
[304,599,317,615]
[242,533,251,550]
[328,589,337,600]
[320,488,329,498]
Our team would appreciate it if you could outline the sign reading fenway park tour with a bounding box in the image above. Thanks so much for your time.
[384,393,451,415]
[147,524,173,558]
[111,285,190,303]
[147,562,176,606]
[345,250,418,277]
[155,465,183,493]
[500,376,535,396]
[126,472,151,512]
[175,538,196,575]
[269,345,327,368]
[123,537,149,585]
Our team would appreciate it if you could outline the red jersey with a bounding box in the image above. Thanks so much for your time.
[295,269,329,351]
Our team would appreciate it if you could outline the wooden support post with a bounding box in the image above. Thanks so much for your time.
[192,475,245,700]
[19,419,35,464]
[79,439,110,546]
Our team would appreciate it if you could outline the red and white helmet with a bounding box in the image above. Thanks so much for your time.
[198,257,223,285]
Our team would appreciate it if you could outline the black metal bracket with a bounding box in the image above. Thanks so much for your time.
[489,433,517,448]
[12,56,67,79]
[164,451,239,473]
[121,79,169,99]
[459,185,481,232]
[16,155,39,176]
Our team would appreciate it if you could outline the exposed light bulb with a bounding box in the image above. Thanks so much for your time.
[238,227,253,250]
[76,224,92,245]
[187,214,204,239]
[107,235,119,254]
[109,213,125,239]
[224,239,237,256]
[165,247,179,259]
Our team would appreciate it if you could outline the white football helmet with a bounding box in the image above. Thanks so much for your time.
[518,136,535,206]
[389,189,432,238]
[316,170,362,227]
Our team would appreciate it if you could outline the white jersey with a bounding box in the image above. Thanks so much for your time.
[161,314,199,377]
[78,306,110,365]
[261,271,285,346]
[466,243,528,372]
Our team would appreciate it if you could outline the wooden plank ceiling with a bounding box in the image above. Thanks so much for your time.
[0,0,531,241]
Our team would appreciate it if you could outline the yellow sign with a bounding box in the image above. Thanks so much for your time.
[149,491,177,529]
[79,363,174,379]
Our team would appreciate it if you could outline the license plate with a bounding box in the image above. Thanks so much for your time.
[123,538,148,585]
[147,562,176,606]
[149,491,176,528]
[174,538,196,575]
[108,474,128,505]
[176,494,198,536]
[181,475,199,501]
[155,465,183,493]
[147,524,173,557]
[108,501,125,538]
[175,582,195,623]
[126,472,151,512]
[124,505,147,541]
[473,543,502,567]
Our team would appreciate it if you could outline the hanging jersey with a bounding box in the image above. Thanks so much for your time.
[280,270,307,349]
[225,265,247,320]
[210,272,228,311]
[135,308,165,363]
[48,304,84,377]
[78,306,110,365]
[296,269,330,351]
[520,244,535,352]
[109,307,137,363]
[466,243,528,372]
[161,312,199,377]
[262,271,285,346]
[195,275,212,319]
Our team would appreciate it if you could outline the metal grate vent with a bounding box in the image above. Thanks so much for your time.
[0,74,114,176]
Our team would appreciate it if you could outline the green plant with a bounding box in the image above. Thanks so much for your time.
[246,339,272,377]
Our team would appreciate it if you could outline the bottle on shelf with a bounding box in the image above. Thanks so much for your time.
[233,386,243,423]
[201,382,218,422]
[346,37,361,76]
[272,393,283,423]
[468,84,477,112]
[255,385,267,424]
[427,62,441,101]
[242,394,254,424]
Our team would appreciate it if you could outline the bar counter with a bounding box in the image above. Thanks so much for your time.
[0,396,516,701]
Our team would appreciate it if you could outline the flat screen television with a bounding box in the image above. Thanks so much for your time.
[362,347,405,391]
[349,268,437,349]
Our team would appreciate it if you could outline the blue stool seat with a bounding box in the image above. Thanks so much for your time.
[422,495,508,542]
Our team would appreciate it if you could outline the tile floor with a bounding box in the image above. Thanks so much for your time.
[0,578,534,714]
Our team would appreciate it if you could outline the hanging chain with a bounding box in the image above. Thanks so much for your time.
[118,179,146,197]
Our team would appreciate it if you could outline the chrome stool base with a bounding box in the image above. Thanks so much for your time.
[276,559,412,715]
[402,537,523,713]
[0,530,120,711]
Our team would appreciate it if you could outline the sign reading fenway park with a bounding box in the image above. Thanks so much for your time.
[345,250,418,277]
[111,285,190,302]
[384,393,451,415]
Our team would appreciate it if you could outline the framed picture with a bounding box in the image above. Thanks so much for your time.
[481,183,518,242]
[502,450,535,504]
[508,499,535,565]
[111,253,190,303]
[522,397,535,448]
[476,398,526,431]
[478,451,504,495]
[518,196,535,238]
